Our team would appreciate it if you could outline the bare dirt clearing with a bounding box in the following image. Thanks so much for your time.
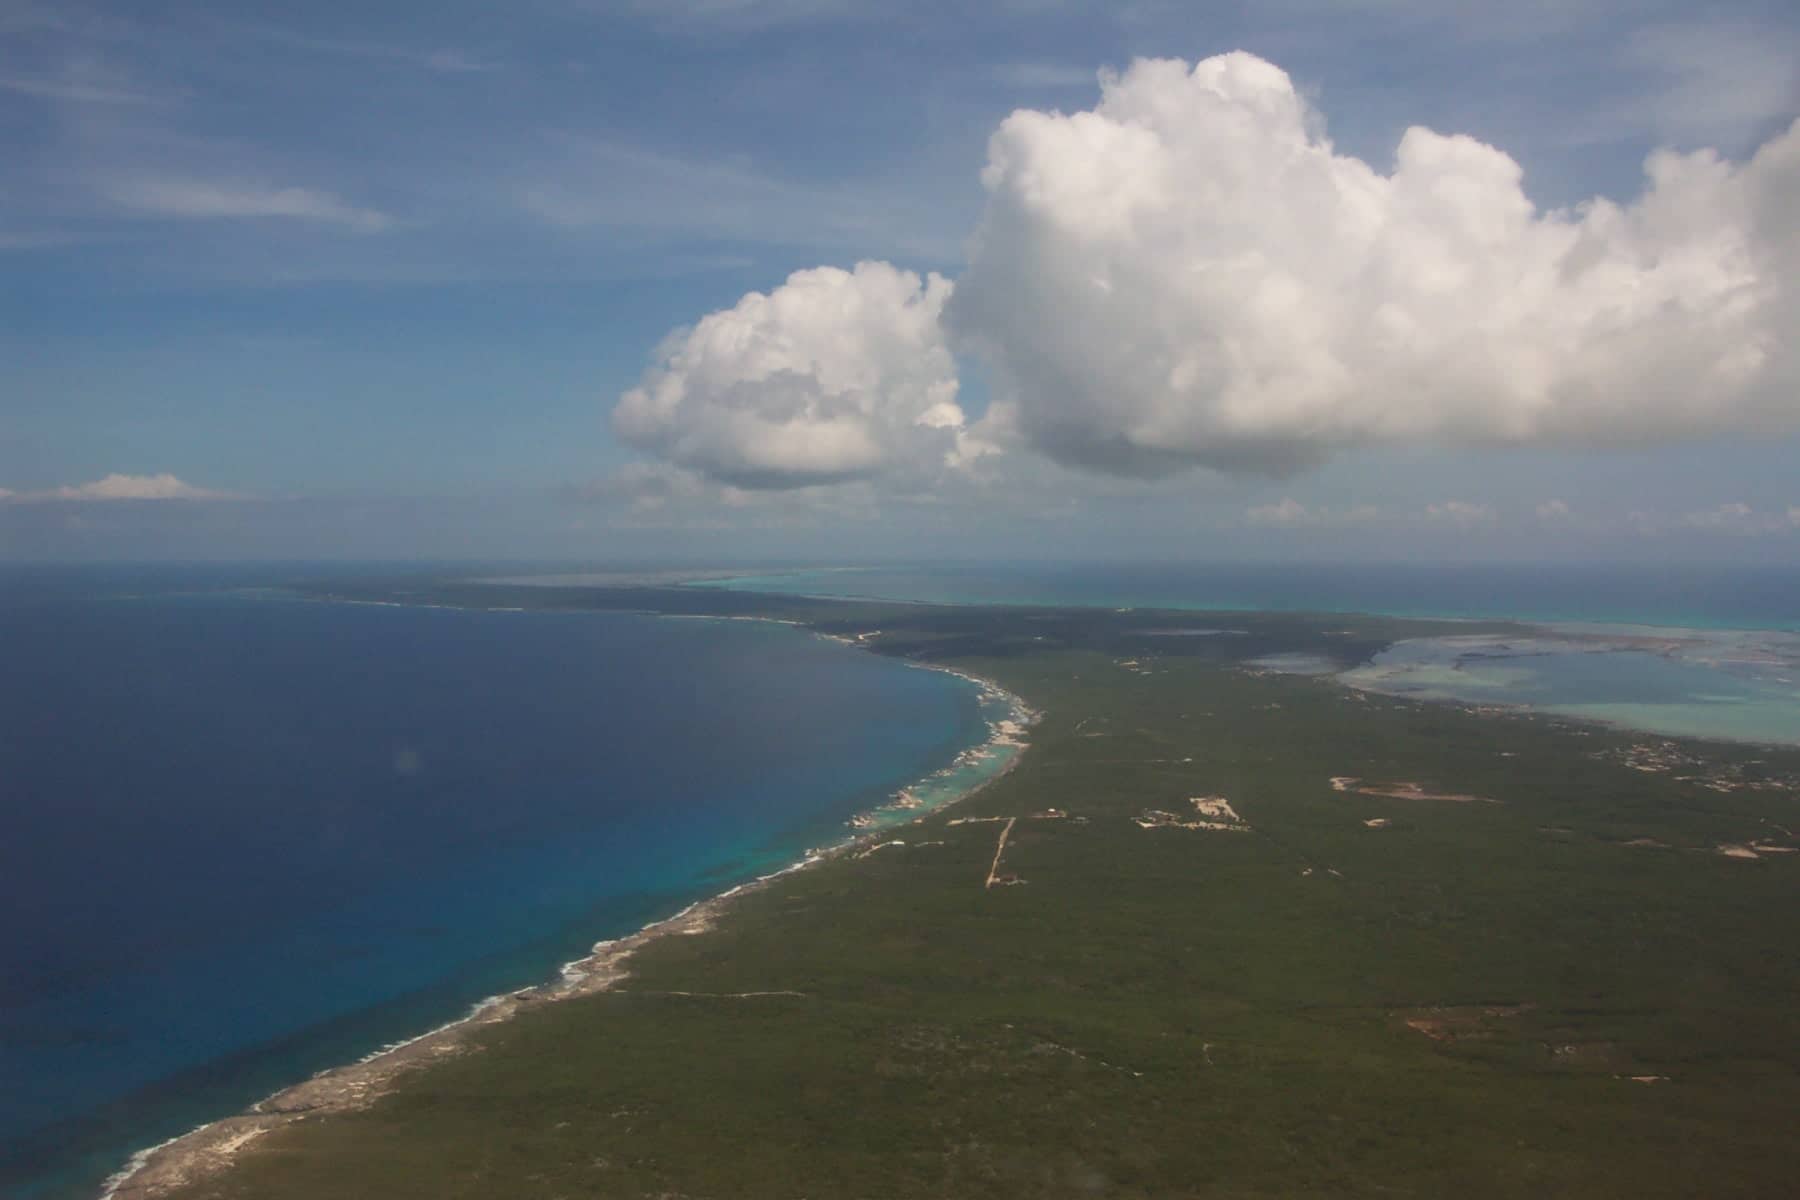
[1331,776,1497,803]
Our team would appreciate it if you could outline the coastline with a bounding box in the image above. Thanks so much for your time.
[98,620,1035,1200]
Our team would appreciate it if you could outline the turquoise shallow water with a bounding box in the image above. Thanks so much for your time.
[1338,629,1800,747]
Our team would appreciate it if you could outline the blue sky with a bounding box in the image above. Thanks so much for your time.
[3,0,1798,562]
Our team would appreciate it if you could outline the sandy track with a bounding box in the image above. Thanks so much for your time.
[985,817,1018,888]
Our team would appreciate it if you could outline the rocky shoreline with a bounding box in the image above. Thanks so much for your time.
[101,663,1034,1200]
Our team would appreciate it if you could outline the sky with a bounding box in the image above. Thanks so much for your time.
[3,0,1798,563]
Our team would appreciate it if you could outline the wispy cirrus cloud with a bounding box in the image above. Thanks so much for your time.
[598,0,874,34]
[99,175,393,231]
[0,39,186,107]
[232,24,501,74]
[0,71,166,104]
[1622,22,1800,148]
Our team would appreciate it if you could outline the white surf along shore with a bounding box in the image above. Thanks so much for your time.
[101,612,1036,1200]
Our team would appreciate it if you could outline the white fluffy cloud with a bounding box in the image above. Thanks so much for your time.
[1,473,238,502]
[612,261,966,488]
[949,52,1800,476]
[611,52,1799,500]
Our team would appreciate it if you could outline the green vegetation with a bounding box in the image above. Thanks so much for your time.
[177,586,1799,1198]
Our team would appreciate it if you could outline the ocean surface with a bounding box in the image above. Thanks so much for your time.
[0,567,1006,1199]
[689,564,1800,747]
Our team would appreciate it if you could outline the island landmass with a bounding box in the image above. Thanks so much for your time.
[114,579,1800,1199]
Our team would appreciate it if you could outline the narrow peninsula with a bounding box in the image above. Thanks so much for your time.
[116,580,1800,1200]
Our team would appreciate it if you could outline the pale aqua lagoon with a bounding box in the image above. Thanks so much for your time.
[682,564,1800,747]
[1340,627,1800,747]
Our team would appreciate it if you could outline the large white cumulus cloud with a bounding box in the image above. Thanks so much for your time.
[612,261,965,488]
[949,52,1800,475]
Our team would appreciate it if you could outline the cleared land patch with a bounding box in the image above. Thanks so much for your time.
[1330,775,1498,803]
[984,817,1021,888]
[1133,795,1251,832]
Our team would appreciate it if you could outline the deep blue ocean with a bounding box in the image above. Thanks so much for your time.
[0,567,987,1199]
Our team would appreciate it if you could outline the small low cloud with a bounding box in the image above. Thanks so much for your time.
[1535,498,1572,520]
[1680,501,1753,530]
[1245,498,1380,527]
[2,473,242,502]
[564,461,751,515]
[103,176,392,232]
[1425,500,1494,526]
[1246,497,1310,526]
[563,461,876,531]
[1675,501,1799,534]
